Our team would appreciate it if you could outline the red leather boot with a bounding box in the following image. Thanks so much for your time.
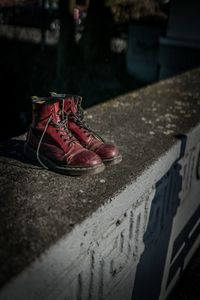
[52,94,122,165]
[24,97,104,176]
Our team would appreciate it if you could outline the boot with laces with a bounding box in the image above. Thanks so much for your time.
[50,93,122,165]
[24,96,105,176]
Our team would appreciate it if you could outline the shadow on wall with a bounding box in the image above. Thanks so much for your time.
[132,134,200,300]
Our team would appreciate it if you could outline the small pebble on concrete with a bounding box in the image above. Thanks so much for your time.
[100,179,106,183]
[149,131,155,135]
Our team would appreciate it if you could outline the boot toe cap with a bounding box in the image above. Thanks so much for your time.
[95,144,120,160]
[69,149,102,168]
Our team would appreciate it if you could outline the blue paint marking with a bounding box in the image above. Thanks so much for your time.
[132,135,187,300]
[167,204,200,287]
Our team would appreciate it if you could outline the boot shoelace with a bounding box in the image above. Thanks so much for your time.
[67,102,104,143]
[36,112,77,169]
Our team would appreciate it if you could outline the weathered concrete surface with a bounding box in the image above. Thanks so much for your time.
[0,68,200,299]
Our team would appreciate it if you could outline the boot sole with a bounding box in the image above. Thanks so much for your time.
[24,143,105,176]
[102,155,122,166]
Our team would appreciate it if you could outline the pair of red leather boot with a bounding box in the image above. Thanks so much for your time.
[25,94,122,176]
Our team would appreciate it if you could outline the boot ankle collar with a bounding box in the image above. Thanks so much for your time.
[32,101,61,125]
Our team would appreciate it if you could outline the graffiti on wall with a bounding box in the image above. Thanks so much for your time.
[132,137,200,300]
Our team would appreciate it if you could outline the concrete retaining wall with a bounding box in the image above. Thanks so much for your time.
[0,69,200,300]
[1,125,200,300]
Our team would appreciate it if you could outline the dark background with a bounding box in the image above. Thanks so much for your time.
[1,0,200,141]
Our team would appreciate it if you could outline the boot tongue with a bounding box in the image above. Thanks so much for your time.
[64,96,81,114]
[51,102,60,123]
